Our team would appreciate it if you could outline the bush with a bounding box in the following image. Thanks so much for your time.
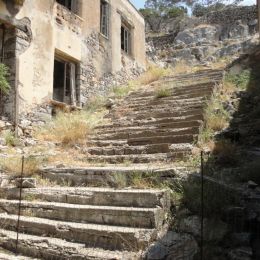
[225,70,251,90]
[0,63,10,94]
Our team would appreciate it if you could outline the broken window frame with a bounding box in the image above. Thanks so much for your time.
[53,56,78,106]
[121,22,131,55]
[100,0,110,38]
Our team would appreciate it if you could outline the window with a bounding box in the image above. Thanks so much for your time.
[53,57,77,106]
[100,0,109,38]
[56,0,78,13]
[121,24,131,54]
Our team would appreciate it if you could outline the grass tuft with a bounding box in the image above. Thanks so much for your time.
[155,87,172,98]
[36,111,104,146]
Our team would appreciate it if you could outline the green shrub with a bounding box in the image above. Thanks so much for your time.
[225,70,251,90]
[0,63,10,94]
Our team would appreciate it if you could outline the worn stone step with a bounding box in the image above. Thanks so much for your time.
[122,97,207,110]
[4,187,170,208]
[93,127,200,140]
[96,125,199,135]
[127,134,196,146]
[107,108,204,121]
[85,143,171,155]
[124,94,209,108]
[127,83,215,102]
[0,249,37,260]
[95,119,203,131]
[0,214,154,251]
[0,200,163,229]
[110,104,205,116]
[40,166,182,187]
[86,152,188,164]
[0,229,139,260]
[126,85,214,101]
[85,143,192,156]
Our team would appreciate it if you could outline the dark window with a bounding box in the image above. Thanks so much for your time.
[100,0,109,37]
[121,24,131,54]
[53,58,77,106]
[57,0,72,10]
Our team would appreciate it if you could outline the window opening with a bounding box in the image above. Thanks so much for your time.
[53,58,77,106]
[121,23,131,54]
[100,0,109,37]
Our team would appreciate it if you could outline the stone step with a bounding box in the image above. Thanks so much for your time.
[110,103,205,115]
[0,199,163,229]
[123,94,210,107]
[107,108,204,121]
[122,97,207,110]
[4,187,170,208]
[0,214,154,251]
[126,85,214,101]
[88,133,196,149]
[95,125,199,135]
[0,248,37,260]
[86,152,188,164]
[0,229,139,259]
[40,166,184,187]
[95,119,203,132]
[127,83,215,102]
[85,142,192,156]
[127,134,196,146]
[93,127,200,140]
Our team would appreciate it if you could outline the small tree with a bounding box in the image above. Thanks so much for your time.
[0,63,10,94]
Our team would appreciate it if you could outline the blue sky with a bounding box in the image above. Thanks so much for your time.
[130,0,255,9]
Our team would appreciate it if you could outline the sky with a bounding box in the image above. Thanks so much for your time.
[130,0,256,10]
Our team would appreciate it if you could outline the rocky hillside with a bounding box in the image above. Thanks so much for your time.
[147,5,259,67]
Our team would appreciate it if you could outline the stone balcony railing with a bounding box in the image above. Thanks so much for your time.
[55,3,83,35]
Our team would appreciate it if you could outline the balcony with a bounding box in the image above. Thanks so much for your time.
[55,3,83,35]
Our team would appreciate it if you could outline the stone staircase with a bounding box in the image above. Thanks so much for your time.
[0,186,171,259]
[0,69,223,259]
[85,69,224,164]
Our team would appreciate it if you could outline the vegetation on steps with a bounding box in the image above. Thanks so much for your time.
[0,64,10,94]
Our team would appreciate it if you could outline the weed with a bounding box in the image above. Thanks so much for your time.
[155,87,171,98]
[85,95,106,112]
[0,156,41,177]
[111,172,127,188]
[3,130,19,147]
[36,110,104,146]
[0,63,10,94]
[139,65,170,85]
[225,70,251,90]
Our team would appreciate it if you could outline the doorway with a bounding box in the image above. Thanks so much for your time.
[53,57,77,106]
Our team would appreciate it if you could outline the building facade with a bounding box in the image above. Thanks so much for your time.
[0,0,146,122]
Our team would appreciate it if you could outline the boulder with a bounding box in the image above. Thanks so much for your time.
[147,232,198,260]
[15,178,36,188]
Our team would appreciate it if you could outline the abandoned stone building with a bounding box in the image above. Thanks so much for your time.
[0,0,146,122]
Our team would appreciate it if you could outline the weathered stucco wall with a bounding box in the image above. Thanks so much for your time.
[0,0,146,121]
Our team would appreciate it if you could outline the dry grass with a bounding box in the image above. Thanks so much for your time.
[138,65,170,85]
[0,156,41,177]
[155,87,172,98]
[36,110,105,146]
